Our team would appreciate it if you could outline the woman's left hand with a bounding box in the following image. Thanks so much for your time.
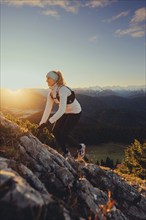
[46,120,54,132]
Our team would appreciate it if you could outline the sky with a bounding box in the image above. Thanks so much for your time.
[0,0,146,90]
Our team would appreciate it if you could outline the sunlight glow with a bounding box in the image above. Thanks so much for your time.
[8,89,22,95]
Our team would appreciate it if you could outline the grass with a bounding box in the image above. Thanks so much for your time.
[65,143,128,164]
[84,142,127,165]
[66,142,127,165]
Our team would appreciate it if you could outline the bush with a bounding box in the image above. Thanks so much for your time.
[4,113,56,148]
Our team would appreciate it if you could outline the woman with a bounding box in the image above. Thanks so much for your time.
[38,70,86,158]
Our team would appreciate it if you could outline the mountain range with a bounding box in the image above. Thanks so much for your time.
[1,86,146,144]
[28,85,146,98]
[74,85,146,98]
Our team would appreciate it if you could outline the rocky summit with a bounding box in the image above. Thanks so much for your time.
[0,113,146,220]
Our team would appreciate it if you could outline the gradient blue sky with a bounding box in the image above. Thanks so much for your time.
[1,0,146,90]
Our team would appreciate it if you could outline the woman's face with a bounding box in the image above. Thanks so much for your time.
[46,77,56,87]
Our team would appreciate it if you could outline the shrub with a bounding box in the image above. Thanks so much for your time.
[4,113,56,148]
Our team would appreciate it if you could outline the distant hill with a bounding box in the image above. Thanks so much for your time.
[24,93,146,145]
[1,87,146,144]
[25,110,44,124]
[1,87,145,127]
[76,94,146,127]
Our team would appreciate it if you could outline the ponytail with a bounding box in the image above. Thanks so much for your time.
[53,70,66,86]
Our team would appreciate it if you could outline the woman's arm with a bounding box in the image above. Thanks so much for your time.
[49,87,68,123]
[39,90,54,125]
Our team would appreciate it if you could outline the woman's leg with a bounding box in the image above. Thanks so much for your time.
[52,114,68,153]
[52,112,82,153]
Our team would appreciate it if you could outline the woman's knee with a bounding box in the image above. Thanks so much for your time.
[53,130,62,139]
[53,130,68,140]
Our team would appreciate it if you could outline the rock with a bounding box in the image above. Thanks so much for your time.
[0,157,79,220]
[0,113,146,220]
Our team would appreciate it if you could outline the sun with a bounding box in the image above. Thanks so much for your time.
[8,89,22,95]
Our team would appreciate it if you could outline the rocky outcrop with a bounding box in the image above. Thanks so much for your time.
[0,113,146,220]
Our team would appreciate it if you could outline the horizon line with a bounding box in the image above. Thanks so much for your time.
[0,84,146,91]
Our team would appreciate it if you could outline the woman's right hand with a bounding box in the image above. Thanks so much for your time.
[37,123,47,131]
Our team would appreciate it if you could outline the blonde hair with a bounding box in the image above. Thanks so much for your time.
[53,70,66,86]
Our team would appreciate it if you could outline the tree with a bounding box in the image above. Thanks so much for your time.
[105,156,114,169]
[119,139,146,179]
